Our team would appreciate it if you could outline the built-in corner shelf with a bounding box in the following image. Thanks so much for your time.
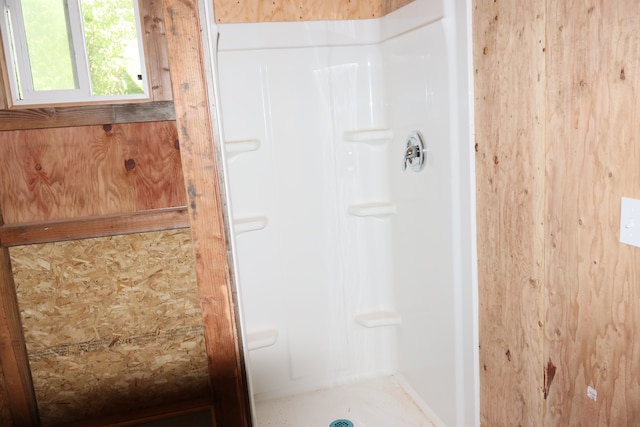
[343,129,393,144]
[225,139,261,157]
[348,202,396,218]
[355,311,402,328]
[233,216,268,235]
[246,329,279,351]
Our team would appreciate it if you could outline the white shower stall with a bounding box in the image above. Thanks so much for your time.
[212,0,478,425]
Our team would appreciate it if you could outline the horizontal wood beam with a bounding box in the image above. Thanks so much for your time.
[0,207,189,247]
[59,397,213,427]
[0,101,175,131]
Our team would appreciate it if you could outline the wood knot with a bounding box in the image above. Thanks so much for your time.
[543,359,557,399]
[35,163,42,171]
[103,124,112,132]
[124,158,136,171]
[174,139,180,150]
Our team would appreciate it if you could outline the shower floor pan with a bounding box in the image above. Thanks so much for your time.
[255,376,438,427]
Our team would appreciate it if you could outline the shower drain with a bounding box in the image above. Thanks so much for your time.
[329,420,354,427]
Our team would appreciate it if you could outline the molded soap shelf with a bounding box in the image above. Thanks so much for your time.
[343,129,393,144]
[225,139,261,157]
[246,329,279,351]
[348,202,396,218]
[355,311,402,328]
[234,216,268,234]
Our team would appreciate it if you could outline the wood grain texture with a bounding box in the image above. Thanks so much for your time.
[0,37,9,110]
[212,0,394,22]
[0,121,186,224]
[0,207,189,247]
[0,246,39,426]
[0,101,175,131]
[380,0,413,16]
[162,0,251,425]
[474,0,546,425]
[142,0,173,102]
[0,362,11,426]
[544,1,640,425]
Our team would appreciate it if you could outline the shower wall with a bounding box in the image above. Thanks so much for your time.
[216,0,476,425]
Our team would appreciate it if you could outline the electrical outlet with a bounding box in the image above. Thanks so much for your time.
[620,197,640,247]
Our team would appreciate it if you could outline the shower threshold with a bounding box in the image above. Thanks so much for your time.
[255,375,438,427]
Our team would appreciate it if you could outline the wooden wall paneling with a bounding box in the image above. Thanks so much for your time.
[0,121,186,224]
[0,237,39,426]
[212,0,382,23]
[162,0,251,425]
[211,0,373,22]
[142,0,174,102]
[380,0,414,17]
[544,1,640,425]
[473,0,547,425]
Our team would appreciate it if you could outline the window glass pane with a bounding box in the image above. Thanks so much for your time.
[21,0,77,91]
[80,0,144,96]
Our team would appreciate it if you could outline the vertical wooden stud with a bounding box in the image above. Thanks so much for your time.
[0,218,39,426]
[161,0,251,426]
[141,0,173,102]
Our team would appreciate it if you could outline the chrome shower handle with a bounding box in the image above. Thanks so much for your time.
[402,131,425,172]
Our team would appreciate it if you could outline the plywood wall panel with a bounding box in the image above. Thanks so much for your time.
[212,0,412,22]
[10,229,210,425]
[380,0,413,16]
[213,0,379,22]
[544,1,640,425]
[0,121,186,224]
[473,0,546,425]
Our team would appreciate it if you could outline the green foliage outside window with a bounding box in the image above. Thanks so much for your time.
[21,0,77,91]
[81,0,144,96]
[20,0,143,96]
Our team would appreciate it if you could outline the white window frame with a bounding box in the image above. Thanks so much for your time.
[0,0,149,107]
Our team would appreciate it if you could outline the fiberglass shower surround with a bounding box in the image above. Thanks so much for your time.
[215,0,478,426]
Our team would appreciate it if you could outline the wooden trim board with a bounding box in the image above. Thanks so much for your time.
[0,207,189,247]
[0,101,175,131]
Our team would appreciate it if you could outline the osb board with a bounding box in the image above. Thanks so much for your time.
[0,121,186,225]
[544,1,640,425]
[10,229,210,425]
[473,0,546,425]
[0,363,11,426]
[212,0,411,22]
